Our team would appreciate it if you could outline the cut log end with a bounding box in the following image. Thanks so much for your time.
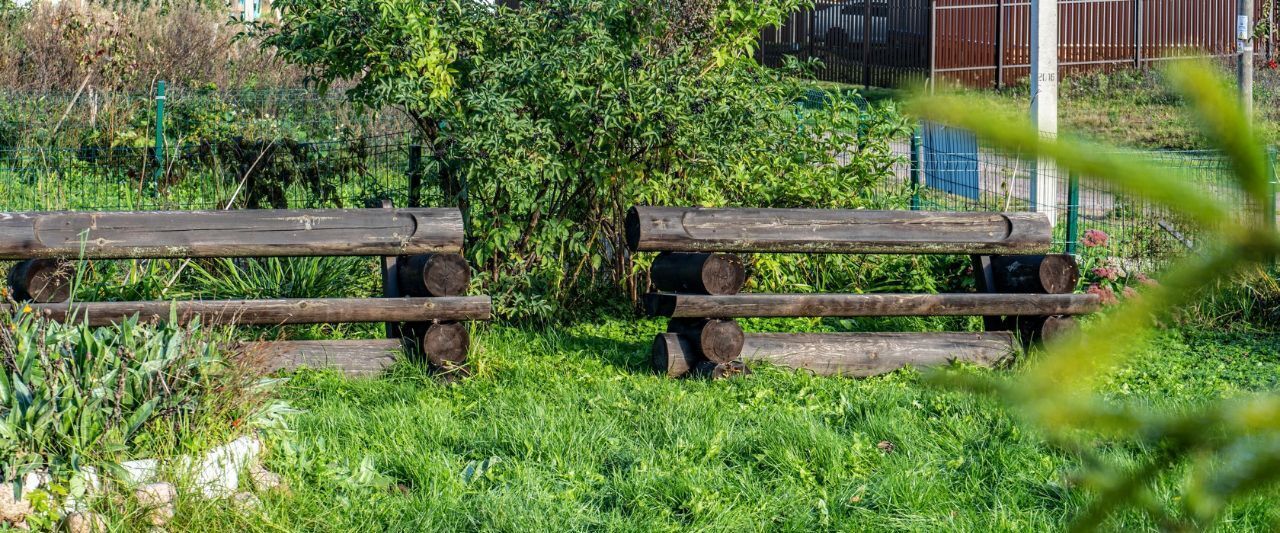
[651,333,700,378]
[399,254,471,297]
[625,207,642,253]
[650,252,746,295]
[421,321,470,367]
[666,318,745,364]
[991,254,1081,294]
[8,259,75,303]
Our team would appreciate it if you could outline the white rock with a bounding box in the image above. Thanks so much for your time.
[62,512,106,533]
[135,483,176,508]
[121,459,160,485]
[248,466,286,493]
[135,483,177,526]
[230,492,261,511]
[184,435,262,498]
[0,483,33,523]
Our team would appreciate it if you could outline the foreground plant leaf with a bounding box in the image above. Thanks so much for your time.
[914,62,1280,529]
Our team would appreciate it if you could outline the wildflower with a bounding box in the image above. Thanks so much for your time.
[1122,286,1138,299]
[1135,272,1159,287]
[1270,58,1279,71]
[1087,283,1118,305]
[21,305,31,314]
[1092,266,1119,282]
[1081,229,1109,248]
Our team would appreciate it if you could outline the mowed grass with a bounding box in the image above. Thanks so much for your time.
[164,319,1280,532]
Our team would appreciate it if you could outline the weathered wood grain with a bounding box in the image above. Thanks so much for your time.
[649,252,746,295]
[625,206,1051,255]
[990,254,1080,294]
[740,332,1018,377]
[11,296,492,326]
[398,254,472,297]
[644,292,1101,318]
[651,333,701,378]
[245,339,404,376]
[421,321,470,367]
[0,208,465,260]
[7,259,74,303]
[665,318,745,363]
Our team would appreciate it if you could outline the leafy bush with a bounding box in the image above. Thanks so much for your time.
[0,309,267,485]
[263,0,908,320]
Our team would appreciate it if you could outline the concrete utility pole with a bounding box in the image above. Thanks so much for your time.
[1030,0,1059,225]
[1239,0,1254,121]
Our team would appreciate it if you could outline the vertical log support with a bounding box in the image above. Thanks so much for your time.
[379,199,403,339]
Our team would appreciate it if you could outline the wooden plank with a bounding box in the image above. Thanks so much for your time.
[740,332,1018,377]
[0,208,464,260]
[625,207,1051,255]
[644,292,1101,318]
[10,296,492,327]
[244,339,404,376]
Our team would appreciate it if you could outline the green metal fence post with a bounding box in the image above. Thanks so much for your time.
[1065,170,1081,255]
[407,144,423,207]
[1268,147,1278,233]
[153,80,166,189]
[909,126,922,211]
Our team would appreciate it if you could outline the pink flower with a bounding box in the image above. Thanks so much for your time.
[1082,229,1109,248]
[1087,283,1118,305]
[1092,266,1119,282]
[1122,286,1138,299]
[1135,272,1158,287]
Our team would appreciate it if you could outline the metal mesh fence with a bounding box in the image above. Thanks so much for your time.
[888,130,1277,273]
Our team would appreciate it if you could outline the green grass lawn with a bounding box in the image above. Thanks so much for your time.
[165,318,1280,531]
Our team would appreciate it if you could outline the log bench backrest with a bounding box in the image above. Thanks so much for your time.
[625,206,1051,255]
[0,208,464,260]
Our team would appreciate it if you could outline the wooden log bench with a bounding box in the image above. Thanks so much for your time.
[1,207,491,377]
[627,206,1101,379]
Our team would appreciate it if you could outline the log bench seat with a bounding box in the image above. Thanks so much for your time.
[2,206,490,377]
[627,206,1098,379]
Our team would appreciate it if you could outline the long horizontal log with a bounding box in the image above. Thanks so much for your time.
[0,208,464,260]
[626,206,1051,255]
[9,297,492,327]
[644,292,1101,318]
[244,339,404,376]
[740,332,1018,377]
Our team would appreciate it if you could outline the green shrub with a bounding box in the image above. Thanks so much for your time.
[262,0,908,321]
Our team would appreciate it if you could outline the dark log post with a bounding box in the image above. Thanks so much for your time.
[8,259,75,303]
[693,360,750,380]
[645,292,1102,318]
[649,252,746,295]
[626,206,1052,255]
[665,318,745,364]
[420,321,469,368]
[739,332,1019,377]
[12,296,492,327]
[1009,315,1077,345]
[0,208,465,260]
[651,333,702,378]
[398,254,472,297]
[990,255,1080,294]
